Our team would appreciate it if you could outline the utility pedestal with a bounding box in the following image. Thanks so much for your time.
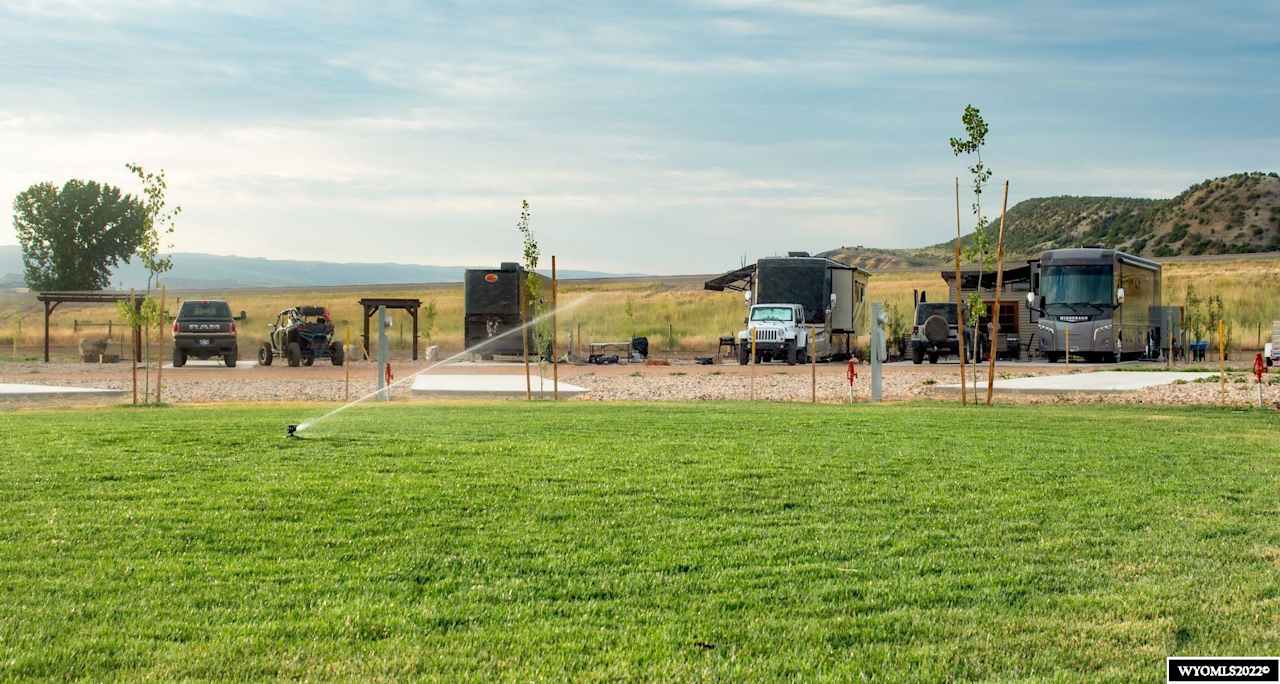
[870,303,885,402]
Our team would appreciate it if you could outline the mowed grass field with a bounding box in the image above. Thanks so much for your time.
[3,402,1279,680]
[4,254,1280,360]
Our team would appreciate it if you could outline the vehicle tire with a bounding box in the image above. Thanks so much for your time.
[330,343,344,366]
[738,344,749,365]
[928,352,939,364]
[224,353,236,368]
[287,342,302,367]
[258,344,273,366]
[912,346,924,365]
[173,347,187,368]
[786,340,798,366]
[1045,352,1061,363]
[303,356,315,367]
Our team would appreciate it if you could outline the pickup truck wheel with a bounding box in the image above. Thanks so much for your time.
[330,343,344,366]
[258,344,272,366]
[738,344,749,365]
[224,353,237,368]
[173,347,187,368]
[287,342,302,367]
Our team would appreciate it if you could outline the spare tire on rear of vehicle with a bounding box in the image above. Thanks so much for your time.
[923,315,950,345]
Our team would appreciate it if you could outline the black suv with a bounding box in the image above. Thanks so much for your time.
[910,302,978,364]
[173,300,238,367]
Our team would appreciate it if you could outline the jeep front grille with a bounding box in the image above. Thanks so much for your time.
[754,329,781,342]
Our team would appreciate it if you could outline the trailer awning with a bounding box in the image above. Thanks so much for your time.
[940,264,1032,289]
[703,264,756,292]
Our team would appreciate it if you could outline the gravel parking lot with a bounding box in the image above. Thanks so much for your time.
[2,356,1276,408]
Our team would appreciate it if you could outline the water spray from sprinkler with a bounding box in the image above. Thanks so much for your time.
[289,294,592,435]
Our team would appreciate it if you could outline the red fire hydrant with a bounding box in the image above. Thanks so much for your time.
[846,358,858,403]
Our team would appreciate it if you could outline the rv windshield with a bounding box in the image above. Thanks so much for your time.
[751,306,794,322]
[1041,265,1113,313]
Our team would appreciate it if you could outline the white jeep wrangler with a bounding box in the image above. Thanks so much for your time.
[737,304,809,365]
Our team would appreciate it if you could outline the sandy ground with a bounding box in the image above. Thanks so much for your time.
[2,354,1276,409]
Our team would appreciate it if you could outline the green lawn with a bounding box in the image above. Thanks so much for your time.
[2,402,1279,681]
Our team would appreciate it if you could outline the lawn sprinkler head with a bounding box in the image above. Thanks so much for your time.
[286,424,299,439]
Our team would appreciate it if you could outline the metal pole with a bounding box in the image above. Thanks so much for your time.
[552,255,559,401]
[1166,310,1172,369]
[986,180,1010,406]
[871,303,883,402]
[750,327,757,401]
[954,178,967,406]
[344,326,351,402]
[1065,326,1070,367]
[377,305,389,401]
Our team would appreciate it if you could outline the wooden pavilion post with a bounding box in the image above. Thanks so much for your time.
[986,180,1010,406]
[411,307,419,361]
[43,300,53,363]
[954,178,967,406]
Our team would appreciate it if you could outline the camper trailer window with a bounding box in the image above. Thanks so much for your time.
[751,306,794,322]
[1042,265,1113,311]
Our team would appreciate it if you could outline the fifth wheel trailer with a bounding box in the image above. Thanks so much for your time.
[704,253,870,361]
[463,263,550,359]
[1028,248,1163,362]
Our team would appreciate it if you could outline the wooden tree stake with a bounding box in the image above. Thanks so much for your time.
[954,178,967,406]
[986,180,1010,406]
[552,255,559,401]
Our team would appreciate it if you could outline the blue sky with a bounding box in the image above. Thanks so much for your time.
[1,1,1277,273]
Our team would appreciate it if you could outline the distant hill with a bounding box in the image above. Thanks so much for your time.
[0,246,620,289]
[822,171,1280,269]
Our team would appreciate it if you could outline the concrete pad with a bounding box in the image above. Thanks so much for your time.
[938,370,1218,394]
[411,374,588,398]
[0,383,126,398]
[163,359,257,369]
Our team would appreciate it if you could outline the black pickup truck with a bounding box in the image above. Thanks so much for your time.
[173,300,238,367]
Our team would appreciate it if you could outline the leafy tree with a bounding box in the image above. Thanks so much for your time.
[949,105,993,388]
[13,180,145,290]
[515,200,550,361]
[421,300,438,345]
[126,163,181,291]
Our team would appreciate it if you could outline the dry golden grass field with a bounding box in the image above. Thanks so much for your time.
[2,256,1278,361]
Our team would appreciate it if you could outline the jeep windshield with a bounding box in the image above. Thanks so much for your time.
[914,304,958,325]
[179,301,231,319]
[1042,265,1113,315]
[751,306,794,322]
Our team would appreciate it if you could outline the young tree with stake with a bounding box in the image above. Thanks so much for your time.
[949,105,994,398]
